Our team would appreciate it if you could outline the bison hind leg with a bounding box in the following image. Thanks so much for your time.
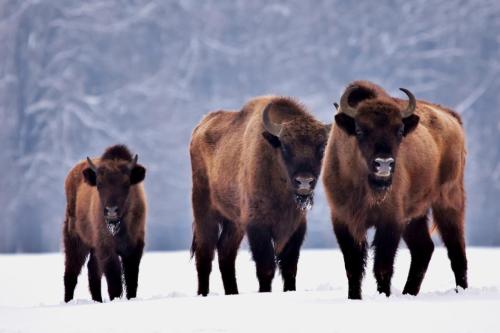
[192,212,219,297]
[402,214,434,296]
[432,202,467,290]
[217,219,244,295]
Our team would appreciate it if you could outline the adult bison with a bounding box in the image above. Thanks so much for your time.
[190,96,329,296]
[323,81,467,299]
[63,145,147,302]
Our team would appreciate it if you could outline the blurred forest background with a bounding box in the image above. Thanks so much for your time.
[0,0,499,252]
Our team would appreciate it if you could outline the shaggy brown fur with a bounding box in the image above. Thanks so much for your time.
[63,145,147,302]
[190,96,329,296]
[323,81,467,299]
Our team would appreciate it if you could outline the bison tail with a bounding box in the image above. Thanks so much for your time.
[190,233,196,259]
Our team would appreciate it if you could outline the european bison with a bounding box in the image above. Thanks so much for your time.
[323,81,467,299]
[63,145,147,302]
[190,96,329,296]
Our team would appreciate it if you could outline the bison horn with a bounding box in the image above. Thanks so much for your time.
[333,102,339,110]
[399,88,416,118]
[128,154,138,170]
[262,103,283,137]
[86,157,97,172]
[339,85,359,118]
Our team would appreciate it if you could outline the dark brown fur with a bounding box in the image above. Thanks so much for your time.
[63,145,147,302]
[190,96,329,295]
[323,81,467,299]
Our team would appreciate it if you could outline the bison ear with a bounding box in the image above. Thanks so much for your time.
[130,165,146,185]
[402,114,419,136]
[334,113,356,136]
[262,131,281,148]
[82,168,97,186]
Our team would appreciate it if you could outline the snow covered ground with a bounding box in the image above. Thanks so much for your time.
[0,248,499,332]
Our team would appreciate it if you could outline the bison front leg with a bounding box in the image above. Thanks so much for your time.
[122,240,144,299]
[373,223,402,297]
[333,221,367,300]
[247,224,276,293]
[87,250,103,302]
[402,215,434,295]
[277,222,306,292]
[97,248,123,301]
[217,219,244,295]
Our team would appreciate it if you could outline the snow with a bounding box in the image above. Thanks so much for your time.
[1,247,499,332]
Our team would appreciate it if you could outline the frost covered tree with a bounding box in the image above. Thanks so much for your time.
[0,0,499,252]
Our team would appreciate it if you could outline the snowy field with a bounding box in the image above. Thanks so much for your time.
[0,248,499,333]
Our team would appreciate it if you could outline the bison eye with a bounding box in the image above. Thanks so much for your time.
[355,128,364,139]
[281,144,293,158]
[397,126,404,139]
[317,144,326,156]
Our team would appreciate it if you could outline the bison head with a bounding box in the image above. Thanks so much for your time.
[334,82,419,192]
[83,155,146,232]
[261,100,330,209]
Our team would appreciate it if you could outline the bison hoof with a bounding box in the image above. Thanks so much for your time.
[283,281,296,292]
[456,276,468,290]
[377,286,391,297]
[348,291,362,300]
[402,287,419,296]
[259,285,272,293]
[198,291,209,297]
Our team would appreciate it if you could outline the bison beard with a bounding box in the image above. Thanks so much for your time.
[106,219,121,236]
[295,193,314,210]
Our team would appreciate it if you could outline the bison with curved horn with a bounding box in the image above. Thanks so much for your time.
[63,144,147,302]
[323,81,467,299]
[190,96,330,296]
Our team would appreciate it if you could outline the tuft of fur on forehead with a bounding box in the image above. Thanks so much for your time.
[271,96,307,114]
[101,144,133,162]
[271,97,327,140]
[343,80,390,109]
[281,118,328,143]
[357,97,403,119]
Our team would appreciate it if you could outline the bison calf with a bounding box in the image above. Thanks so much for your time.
[63,145,147,302]
[323,81,467,299]
[190,96,329,296]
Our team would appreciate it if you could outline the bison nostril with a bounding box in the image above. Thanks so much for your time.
[105,206,118,215]
[373,158,395,177]
[295,176,315,187]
